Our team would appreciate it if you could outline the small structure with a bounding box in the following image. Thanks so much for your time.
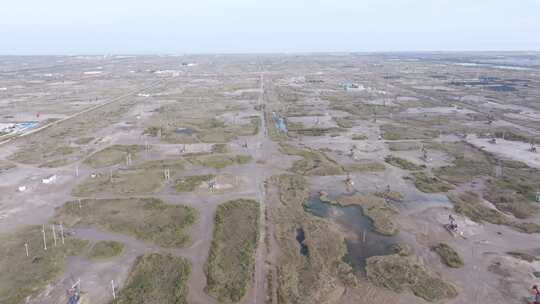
[18,185,27,192]
[420,145,430,162]
[344,173,354,192]
[343,82,360,91]
[67,279,81,304]
[42,175,57,184]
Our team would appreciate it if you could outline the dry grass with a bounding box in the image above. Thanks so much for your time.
[429,142,539,218]
[72,169,165,196]
[55,198,197,248]
[270,174,357,304]
[408,171,453,193]
[335,194,399,236]
[88,241,124,260]
[175,175,215,192]
[432,243,464,268]
[9,144,81,167]
[145,114,259,144]
[483,167,540,219]
[366,254,458,302]
[0,160,16,174]
[387,141,420,151]
[351,134,368,140]
[428,141,492,184]
[280,143,344,176]
[112,254,191,304]
[206,199,260,303]
[344,160,386,173]
[385,155,424,171]
[0,225,89,304]
[83,145,143,169]
[381,124,439,140]
[506,251,538,263]
[188,154,252,169]
[448,192,540,234]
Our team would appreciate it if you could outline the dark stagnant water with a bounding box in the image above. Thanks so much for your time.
[296,228,309,256]
[175,127,197,135]
[304,194,416,275]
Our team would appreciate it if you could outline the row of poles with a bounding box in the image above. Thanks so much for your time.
[29,223,66,254]
[29,222,119,300]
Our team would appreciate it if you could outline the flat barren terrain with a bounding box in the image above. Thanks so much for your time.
[1,53,540,304]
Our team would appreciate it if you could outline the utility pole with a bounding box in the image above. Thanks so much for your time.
[60,222,65,245]
[52,224,57,247]
[164,168,170,182]
[111,280,116,299]
[42,225,47,251]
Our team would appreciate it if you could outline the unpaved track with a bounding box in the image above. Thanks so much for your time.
[0,79,163,146]
[251,72,268,304]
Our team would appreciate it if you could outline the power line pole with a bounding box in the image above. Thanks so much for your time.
[111,280,116,300]
[42,225,47,251]
[60,222,65,245]
[52,224,57,247]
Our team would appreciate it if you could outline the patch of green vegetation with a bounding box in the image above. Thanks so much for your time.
[449,192,508,225]
[335,194,399,236]
[381,124,439,140]
[366,254,458,302]
[432,243,464,268]
[74,137,94,145]
[0,226,89,304]
[408,172,453,193]
[55,198,197,248]
[72,169,165,196]
[428,142,539,217]
[280,143,344,176]
[483,167,540,219]
[334,116,355,128]
[351,134,368,140]
[212,143,228,153]
[428,141,492,184]
[511,222,540,234]
[84,145,143,169]
[112,253,191,304]
[75,159,184,196]
[271,174,356,303]
[265,111,288,142]
[174,175,215,192]
[507,251,538,263]
[533,272,540,278]
[88,241,124,260]
[0,160,16,174]
[387,141,420,151]
[134,159,185,170]
[9,144,81,167]
[344,160,386,173]
[385,155,424,170]
[206,199,260,303]
[189,154,252,169]
[448,192,540,234]
[479,127,539,143]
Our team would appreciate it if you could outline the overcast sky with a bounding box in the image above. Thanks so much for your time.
[1,0,539,54]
